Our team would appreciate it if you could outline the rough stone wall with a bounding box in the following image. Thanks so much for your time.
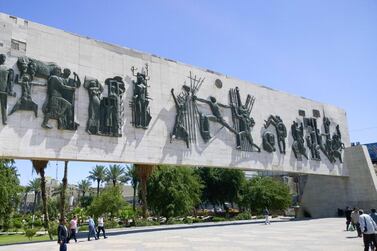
[0,13,349,176]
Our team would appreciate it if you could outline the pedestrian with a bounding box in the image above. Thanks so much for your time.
[359,209,377,251]
[351,207,362,237]
[67,215,78,243]
[57,218,68,251]
[263,207,270,225]
[88,216,98,241]
[370,209,377,224]
[97,216,107,239]
[345,206,352,231]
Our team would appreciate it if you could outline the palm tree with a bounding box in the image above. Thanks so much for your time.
[105,164,126,187]
[28,178,41,215]
[23,185,32,212]
[126,165,139,211]
[88,165,106,196]
[135,164,154,218]
[31,160,52,240]
[60,161,68,220]
[78,180,91,197]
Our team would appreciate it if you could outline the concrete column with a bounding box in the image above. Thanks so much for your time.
[299,145,377,218]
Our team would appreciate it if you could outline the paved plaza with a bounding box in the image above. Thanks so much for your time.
[0,218,364,251]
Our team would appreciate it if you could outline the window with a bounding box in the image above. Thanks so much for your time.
[312,109,320,118]
[9,16,17,24]
[298,110,305,117]
[11,39,26,52]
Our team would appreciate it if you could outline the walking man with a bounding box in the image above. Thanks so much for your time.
[97,216,107,239]
[370,209,377,224]
[351,207,362,237]
[359,209,377,251]
[67,215,78,243]
[57,218,68,251]
[88,216,98,241]
[263,207,270,225]
[345,206,352,231]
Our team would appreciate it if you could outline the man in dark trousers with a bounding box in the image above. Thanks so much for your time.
[345,206,352,231]
[359,209,377,251]
[58,218,68,251]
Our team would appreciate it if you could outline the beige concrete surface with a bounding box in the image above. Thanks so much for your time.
[0,218,364,251]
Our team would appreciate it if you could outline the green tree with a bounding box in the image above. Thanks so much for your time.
[147,165,202,219]
[240,177,291,213]
[88,165,106,197]
[105,164,127,187]
[28,178,41,215]
[88,186,125,218]
[219,168,246,207]
[136,164,154,218]
[78,179,91,197]
[126,164,139,211]
[47,197,59,220]
[195,167,245,210]
[0,160,21,227]
[31,160,52,240]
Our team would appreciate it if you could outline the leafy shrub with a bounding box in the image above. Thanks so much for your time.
[48,221,59,236]
[33,219,43,228]
[166,218,181,225]
[192,217,204,223]
[78,225,88,232]
[13,218,23,229]
[212,217,226,222]
[183,217,193,224]
[105,220,120,229]
[234,212,252,221]
[135,219,160,227]
[25,228,38,240]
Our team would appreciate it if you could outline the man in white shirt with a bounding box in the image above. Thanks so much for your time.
[97,216,107,239]
[359,209,377,251]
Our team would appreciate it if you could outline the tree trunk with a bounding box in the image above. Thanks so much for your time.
[32,160,52,240]
[113,179,116,187]
[135,164,154,219]
[32,192,37,215]
[141,178,147,218]
[60,161,68,220]
[96,179,100,197]
[132,184,137,212]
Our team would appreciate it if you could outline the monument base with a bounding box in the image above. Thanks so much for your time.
[299,145,377,218]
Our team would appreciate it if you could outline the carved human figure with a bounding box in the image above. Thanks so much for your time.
[262,131,276,153]
[84,78,103,135]
[306,126,321,161]
[331,125,345,163]
[171,87,190,148]
[131,65,152,129]
[41,67,79,130]
[9,60,38,117]
[193,95,237,136]
[232,104,260,152]
[291,121,308,161]
[104,76,125,137]
[264,115,287,154]
[0,54,15,124]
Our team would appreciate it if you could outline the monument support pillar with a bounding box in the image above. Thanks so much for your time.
[299,145,377,218]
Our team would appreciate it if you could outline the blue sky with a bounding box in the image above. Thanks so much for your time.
[1,0,376,185]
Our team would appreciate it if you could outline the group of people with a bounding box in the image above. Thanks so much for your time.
[57,216,107,251]
[345,207,377,251]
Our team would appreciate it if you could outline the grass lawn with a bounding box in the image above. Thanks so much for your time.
[0,234,53,245]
